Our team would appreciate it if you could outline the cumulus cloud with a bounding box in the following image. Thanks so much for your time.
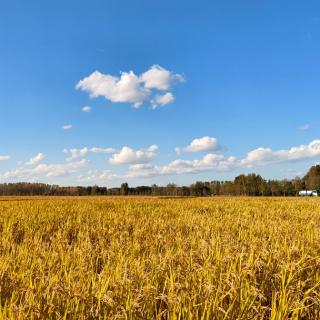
[241,140,320,167]
[62,124,73,130]
[125,140,320,179]
[125,164,160,178]
[82,105,91,112]
[76,65,184,108]
[0,159,88,181]
[64,147,116,161]
[4,139,320,184]
[65,147,89,161]
[76,70,149,107]
[151,92,175,109]
[0,155,10,161]
[33,159,88,177]
[109,145,158,165]
[140,65,184,90]
[125,153,238,178]
[176,136,220,154]
[26,153,45,165]
[161,154,237,175]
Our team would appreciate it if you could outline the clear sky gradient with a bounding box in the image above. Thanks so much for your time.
[1,0,320,186]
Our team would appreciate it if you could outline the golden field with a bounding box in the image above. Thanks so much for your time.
[0,197,320,319]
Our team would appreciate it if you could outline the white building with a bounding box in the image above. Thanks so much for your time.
[298,190,318,197]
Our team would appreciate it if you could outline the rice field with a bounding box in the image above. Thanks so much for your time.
[0,196,320,319]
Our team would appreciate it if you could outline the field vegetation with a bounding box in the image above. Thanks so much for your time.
[0,197,320,319]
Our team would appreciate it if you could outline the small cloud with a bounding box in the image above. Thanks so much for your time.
[82,105,91,112]
[63,146,116,161]
[298,124,310,131]
[26,153,45,165]
[0,155,10,161]
[141,65,185,91]
[65,147,89,161]
[62,124,73,130]
[91,147,116,154]
[109,145,158,165]
[78,170,117,183]
[151,92,175,109]
[177,136,220,154]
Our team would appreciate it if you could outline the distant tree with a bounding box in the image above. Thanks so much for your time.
[190,181,211,196]
[268,180,282,196]
[91,185,99,195]
[120,182,129,196]
[234,175,247,195]
[166,183,178,196]
[292,177,305,194]
[305,165,320,191]
[280,180,295,196]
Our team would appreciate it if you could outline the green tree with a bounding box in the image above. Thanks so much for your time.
[120,182,129,196]
[305,165,320,191]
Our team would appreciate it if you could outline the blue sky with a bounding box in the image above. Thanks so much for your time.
[1,0,320,186]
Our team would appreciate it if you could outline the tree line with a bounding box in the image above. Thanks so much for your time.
[0,165,320,197]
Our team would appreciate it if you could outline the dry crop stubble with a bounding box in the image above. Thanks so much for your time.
[0,197,319,319]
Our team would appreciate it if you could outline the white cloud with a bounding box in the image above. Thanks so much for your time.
[126,164,160,178]
[33,159,88,177]
[65,147,89,161]
[125,153,238,178]
[241,140,320,167]
[64,146,116,160]
[82,105,91,112]
[128,163,154,170]
[78,170,117,183]
[4,139,320,184]
[109,145,158,165]
[162,154,237,175]
[0,155,10,161]
[62,124,73,130]
[76,70,150,108]
[298,124,310,131]
[0,159,88,181]
[91,147,116,154]
[125,139,320,179]
[76,65,184,108]
[177,136,220,154]
[26,153,45,165]
[151,92,175,109]
[140,65,184,90]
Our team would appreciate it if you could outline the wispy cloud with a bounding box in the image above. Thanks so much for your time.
[78,170,117,183]
[64,147,116,161]
[26,153,45,165]
[82,105,91,112]
[62,124,73,130]
[0,159,88,181]
[0,155,10,161]
[297,123,311,131]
